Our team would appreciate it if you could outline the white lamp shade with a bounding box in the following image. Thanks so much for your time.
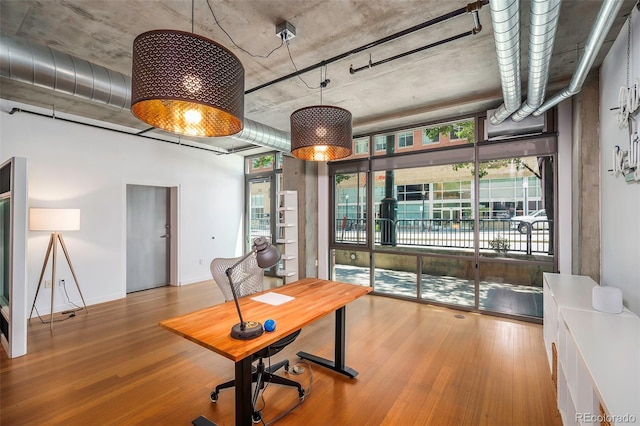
[30,208,80,231]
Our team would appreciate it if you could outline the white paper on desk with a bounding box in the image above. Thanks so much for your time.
[251,292,295,306]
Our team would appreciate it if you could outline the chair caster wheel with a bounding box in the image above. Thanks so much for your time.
[252,411,262,423]
[210,391,218,403]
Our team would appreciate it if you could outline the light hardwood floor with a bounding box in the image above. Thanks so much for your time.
[1,280,561,426]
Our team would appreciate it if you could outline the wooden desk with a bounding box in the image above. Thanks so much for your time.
[159,278,372,426]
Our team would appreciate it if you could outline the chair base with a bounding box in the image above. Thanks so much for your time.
[210,358,305,408]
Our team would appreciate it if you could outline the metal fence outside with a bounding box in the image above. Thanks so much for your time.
[336,218,552,255]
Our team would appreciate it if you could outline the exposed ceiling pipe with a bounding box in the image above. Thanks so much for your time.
[511,0,562,122]
[247,1,489,94]
[232,118,290,152]
[0,32,130,109]
[0,32,291,152]
[489,0,522,126]
[8,107,230,155]
[533,0,624,116]
[349,12,484,75]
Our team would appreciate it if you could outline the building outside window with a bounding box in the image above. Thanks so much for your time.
[422,129,440,145]
[397,131,414,149]
[449,124,463,140]
[375,135,387,152]
[354,137,369,155]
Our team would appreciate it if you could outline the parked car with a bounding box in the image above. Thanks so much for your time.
[510,209,548,234]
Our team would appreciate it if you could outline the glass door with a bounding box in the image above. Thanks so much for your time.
[248,177,273,245]
[476,154,555,318]
[245,153,281,277]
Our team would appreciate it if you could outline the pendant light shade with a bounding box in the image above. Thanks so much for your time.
[290,106,353,161]
[131,30,244,137]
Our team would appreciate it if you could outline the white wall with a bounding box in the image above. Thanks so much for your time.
[599,7,640,315]
[0,100,245,316]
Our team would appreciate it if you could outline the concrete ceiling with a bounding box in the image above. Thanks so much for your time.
[0,0,636,155]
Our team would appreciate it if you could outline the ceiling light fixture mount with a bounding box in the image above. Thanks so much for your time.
[131,29,244,137]
[276,21,296,42]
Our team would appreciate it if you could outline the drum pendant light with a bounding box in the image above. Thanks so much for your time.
[290,105,353,161]
[131,30,244,137]
[290,68,352,161]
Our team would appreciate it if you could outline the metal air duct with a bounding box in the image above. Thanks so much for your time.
[511,0,562,122]
[0,32,291,152]
[231,118,290,152]
[533,0,624,116]
[489,0,522,125]
[0,32,130,109]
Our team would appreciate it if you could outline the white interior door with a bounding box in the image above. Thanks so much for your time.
[126,185,169,292]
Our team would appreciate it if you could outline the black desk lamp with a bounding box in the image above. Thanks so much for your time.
[226,237,281,340]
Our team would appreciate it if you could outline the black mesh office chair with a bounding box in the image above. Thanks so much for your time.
[209,256,304,422]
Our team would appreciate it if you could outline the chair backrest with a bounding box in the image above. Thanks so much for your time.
[210,255,264,301]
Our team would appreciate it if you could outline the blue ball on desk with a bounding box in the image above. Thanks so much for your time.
[264,319,276,332]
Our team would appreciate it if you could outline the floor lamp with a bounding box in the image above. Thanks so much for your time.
[29,208,87,329]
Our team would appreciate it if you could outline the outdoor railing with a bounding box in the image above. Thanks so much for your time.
[336,218,552,255]
[249,218,271,238]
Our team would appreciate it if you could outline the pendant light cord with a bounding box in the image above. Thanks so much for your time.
[320,67,324,105]
[204,0,328,92]
[319,65,330,104]
[205,0,284,59]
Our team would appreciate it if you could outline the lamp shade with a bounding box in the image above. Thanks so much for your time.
[253,237,281,268]
[290,105,353,161]
[131,30,245,137]
[30,208,80,231]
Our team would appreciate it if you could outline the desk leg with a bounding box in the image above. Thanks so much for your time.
[297,306,359,378]
[235,357,253,426]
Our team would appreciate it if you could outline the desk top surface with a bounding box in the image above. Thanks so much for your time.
[159,278,372,362]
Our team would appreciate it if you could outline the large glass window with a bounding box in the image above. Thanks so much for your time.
[475,154,554,318]
[334,171,368,246]
[247,153,275,173]
[331,249,370,286]
[374,253,417,297]
[372,163,475,250]
[329,114,557,322]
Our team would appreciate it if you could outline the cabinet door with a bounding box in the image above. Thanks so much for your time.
[0,157,28,358]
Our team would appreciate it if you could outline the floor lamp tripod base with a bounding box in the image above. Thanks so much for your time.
[29,232,88,329]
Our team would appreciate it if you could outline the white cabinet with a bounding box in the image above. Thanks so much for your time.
[0,157,28,358]
[543,273,640,426]
[276,191,298,283]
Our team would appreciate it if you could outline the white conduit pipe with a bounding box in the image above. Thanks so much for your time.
[489,0,522,126]
[533,0,624,116]
[511,0,562,122]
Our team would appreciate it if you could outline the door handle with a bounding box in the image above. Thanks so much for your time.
[160,234,170,238]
